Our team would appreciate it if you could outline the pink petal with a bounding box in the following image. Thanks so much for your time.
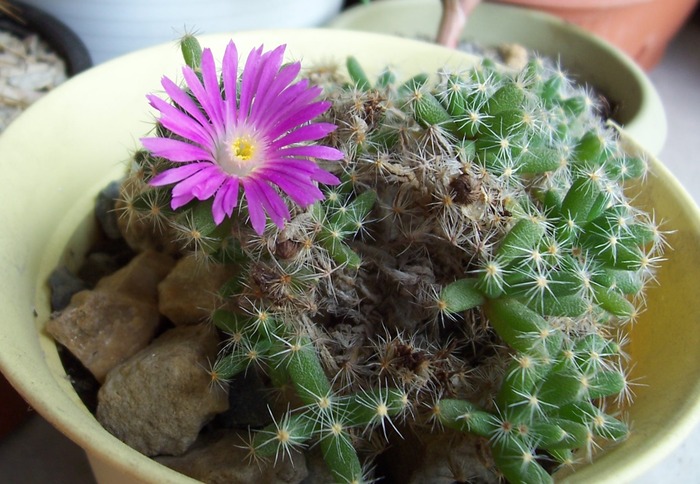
[141,137,213,163]
[277,145,344,161]
[311,167,341,186]
[147,94,212,148]
[259,170,324,206]
[171,165,223,199]
[271,123,338,149]
[171,192,195,210]
[264,81,320,126]
[264,157,328,174]
[246,177,290,229]
[251,45,285,103]
[269,101,332,136]
[222,41,239,126]
[212,177,240,224]
[199,48,224,127]
[257,61,301,116]
[238,46,263,119]
[258,163,321,182]
[247,46,290,123]
[161,76,208,127]
[268,81,322,119]
[182,62,225,137]
[149,162,209,186]
[241,178,267,235]
[258,182,291,229]
[191,167,226,200]
[251,82,321,137]
[222,177,240,214]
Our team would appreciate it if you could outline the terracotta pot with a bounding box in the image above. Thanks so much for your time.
[493,0,700,69]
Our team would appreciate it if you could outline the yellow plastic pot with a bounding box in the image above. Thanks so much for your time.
[0,29,697,483]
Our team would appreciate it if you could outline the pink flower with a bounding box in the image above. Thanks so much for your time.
[141,41,343,235]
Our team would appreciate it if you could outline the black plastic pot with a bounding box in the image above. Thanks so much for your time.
[0,1,92,75]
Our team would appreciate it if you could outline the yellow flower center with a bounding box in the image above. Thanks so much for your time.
[231,136,255,162]
[219,133,260,176]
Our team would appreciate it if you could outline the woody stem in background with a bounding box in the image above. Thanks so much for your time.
[437,0,482,48]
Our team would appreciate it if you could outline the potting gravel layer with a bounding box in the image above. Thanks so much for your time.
[0,30,67,132]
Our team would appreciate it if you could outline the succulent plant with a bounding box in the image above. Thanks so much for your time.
[118,35,665,483]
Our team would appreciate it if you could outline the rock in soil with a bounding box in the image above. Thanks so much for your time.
[46,289,161,382]
[97,324,229,456]
[48,266,88,311]
[158,254,239,325]
[156,429,308,484]
[46,250,174,382]
[95,249,174,303]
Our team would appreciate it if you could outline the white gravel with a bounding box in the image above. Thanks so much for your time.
[0,30,67,132]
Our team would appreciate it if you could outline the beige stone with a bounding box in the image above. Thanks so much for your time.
[97,325,229,457]
[158,255,237,326]
[95,249,174,303]
[46,289,160,382]
[46,250,175,382]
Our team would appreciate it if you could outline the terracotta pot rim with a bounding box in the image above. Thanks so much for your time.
[495,0,650,9]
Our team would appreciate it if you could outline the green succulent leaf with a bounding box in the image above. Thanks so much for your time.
[441,278,485,313]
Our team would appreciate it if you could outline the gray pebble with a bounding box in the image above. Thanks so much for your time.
[48,266,87,311]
